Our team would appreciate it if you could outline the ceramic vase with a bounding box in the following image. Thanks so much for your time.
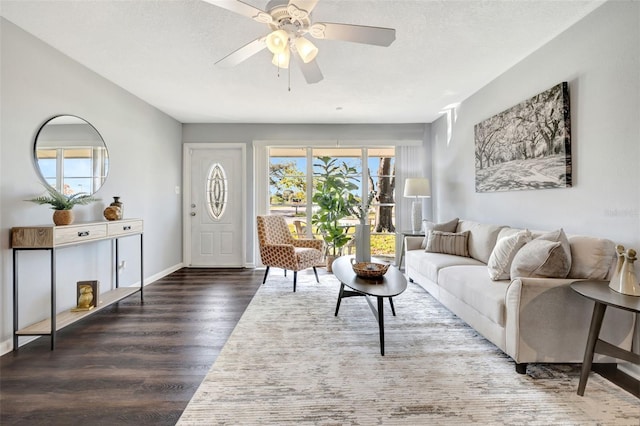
[110,196,123,219]
[608,245,625,292]
[103,206,121,221]
[615,248,640,296]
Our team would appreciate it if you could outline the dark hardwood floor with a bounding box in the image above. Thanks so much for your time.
[1,267,637,425]
[0,267,267,426]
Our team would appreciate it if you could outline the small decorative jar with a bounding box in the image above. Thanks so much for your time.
[103,206,121,221]
[110,196,123,219]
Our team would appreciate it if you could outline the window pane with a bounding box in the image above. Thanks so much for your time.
[268,149,308,234]
[268,146,396,260]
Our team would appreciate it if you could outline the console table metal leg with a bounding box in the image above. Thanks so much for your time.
[140,233,144,303]
[50,249,56,350]
[389,297,396,316]
[115,239,120,289]
[13,250,19,351]
[377,296,385,356]
[578,302,607,396]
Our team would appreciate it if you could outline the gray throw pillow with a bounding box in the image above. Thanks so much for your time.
[421,217,459,248]
[510,229,572,279]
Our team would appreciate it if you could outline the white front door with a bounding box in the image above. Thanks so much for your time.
[184,144,246,267]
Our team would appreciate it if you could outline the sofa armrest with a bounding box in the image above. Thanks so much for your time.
[504,277,635,364]
[405,236,424,251]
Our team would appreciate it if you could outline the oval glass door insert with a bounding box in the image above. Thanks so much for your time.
[207,163,228,220]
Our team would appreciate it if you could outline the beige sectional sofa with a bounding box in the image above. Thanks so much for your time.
[405,218,636,373]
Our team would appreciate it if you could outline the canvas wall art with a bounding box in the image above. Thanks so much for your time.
[474,82,571,192]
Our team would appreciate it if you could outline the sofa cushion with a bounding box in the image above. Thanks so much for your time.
[425,230,470,257]
[406,251,484,282]
[568,235,615,280]
[456,220,507,263]
[510,229,572,278]
[487,230,532,280]
[438,265,509,326]
[421,217,459,248]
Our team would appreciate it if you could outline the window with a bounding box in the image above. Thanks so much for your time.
[35,146,108,195]
[269,147,396,260]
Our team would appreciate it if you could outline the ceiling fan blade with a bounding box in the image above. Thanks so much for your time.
[310,22,396,47]
[215,37,267,68]
[202,0,273,24]
[288,0,319,14]
[292,51,323,84]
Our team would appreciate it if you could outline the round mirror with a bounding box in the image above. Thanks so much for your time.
[33,115,109,195]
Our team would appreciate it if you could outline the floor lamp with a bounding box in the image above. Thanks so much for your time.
[404,178,431,233]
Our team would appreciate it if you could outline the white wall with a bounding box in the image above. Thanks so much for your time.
[431,0,639,374]
[0,19,183,352]
[432,0,639,245]
[182,123,430,264]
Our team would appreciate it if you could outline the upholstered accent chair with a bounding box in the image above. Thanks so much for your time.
[256,215,324,292]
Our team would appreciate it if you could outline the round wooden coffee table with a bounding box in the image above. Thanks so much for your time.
[332,256,407,356]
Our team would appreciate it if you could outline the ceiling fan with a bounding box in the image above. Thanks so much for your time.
[203,0,396,84]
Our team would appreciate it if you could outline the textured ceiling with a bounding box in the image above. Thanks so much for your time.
[0,0,604,124]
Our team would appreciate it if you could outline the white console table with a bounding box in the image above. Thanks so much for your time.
[11,218,144,350]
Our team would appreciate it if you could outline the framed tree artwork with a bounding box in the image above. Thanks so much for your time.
[474,82,571,192]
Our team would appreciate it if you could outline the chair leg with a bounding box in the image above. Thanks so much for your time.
[312,267,319,283]
[284,269,287,277]
[293,271,297,292]
[262,267,270,284]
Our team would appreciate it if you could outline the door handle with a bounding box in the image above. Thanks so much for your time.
[191,203,196,208]
[191,212,196,216]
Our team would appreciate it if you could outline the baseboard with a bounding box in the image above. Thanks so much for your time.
[1,262,185,356]
[619,362,640,381]
[141,262,184,286]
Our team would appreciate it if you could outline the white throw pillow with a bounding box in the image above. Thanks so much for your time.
[487,230,532,280]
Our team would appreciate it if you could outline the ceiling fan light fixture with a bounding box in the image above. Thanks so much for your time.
[295,37,318,63]
[272,49,291,69]
[266,29,289,54]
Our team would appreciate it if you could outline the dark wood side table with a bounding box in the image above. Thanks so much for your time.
[570,280,640,396]
[396,229,425,270]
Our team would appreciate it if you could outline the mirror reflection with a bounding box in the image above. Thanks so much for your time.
[34,115,109,195]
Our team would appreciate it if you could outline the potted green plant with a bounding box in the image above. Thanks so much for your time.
[311,156,361,269]
[27,185,99,226]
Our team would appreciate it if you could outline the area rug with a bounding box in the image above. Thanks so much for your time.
[178,273,639,425]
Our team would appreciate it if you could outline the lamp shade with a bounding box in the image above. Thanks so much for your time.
[295,37,318,63]
[272,49,290,68]
[266,30,289,54]
[403,178,431,198]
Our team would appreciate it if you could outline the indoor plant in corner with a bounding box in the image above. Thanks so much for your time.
[311,156,360,271]
[27,185,99,226]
